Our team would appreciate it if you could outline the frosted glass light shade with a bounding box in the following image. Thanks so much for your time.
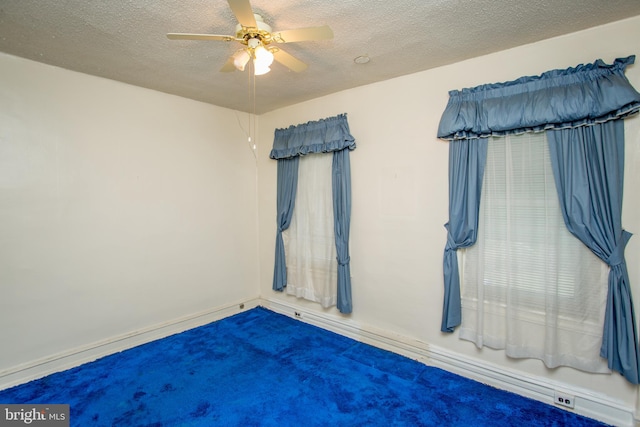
[232,49,251,71]
[254,45,274,67]
[254,61,271,75]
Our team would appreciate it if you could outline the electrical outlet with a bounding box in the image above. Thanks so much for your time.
[554,391,575,409]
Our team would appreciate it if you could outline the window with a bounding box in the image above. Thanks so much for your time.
[458,132,610,373]
[271,113,354,313]
[283,153,337,308]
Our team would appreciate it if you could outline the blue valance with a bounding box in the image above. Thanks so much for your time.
[270,113,356,159]
[438,56,640,140]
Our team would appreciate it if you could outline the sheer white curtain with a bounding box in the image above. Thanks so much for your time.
[459,132,610,373]
[283,153,337,308]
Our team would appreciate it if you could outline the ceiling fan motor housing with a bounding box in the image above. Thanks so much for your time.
[236,14,273,44]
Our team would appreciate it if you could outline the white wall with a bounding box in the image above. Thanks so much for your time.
[0,53,260,372]
[257,16,640,415]
[2,12,640,423]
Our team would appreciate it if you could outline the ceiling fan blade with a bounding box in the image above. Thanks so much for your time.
[272,49,308,73]
[220,56,237,73]
[227,0,257,28]
[167,33,237,42]
[272,25,333,43]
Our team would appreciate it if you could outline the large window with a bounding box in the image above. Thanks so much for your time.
[438,57,639,382]
[458,132,610,373]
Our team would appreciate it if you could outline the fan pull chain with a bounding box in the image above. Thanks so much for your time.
[245,59,256,160]
[252,63,257,151]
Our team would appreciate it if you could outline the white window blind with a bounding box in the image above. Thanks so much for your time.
[459,132,610,373]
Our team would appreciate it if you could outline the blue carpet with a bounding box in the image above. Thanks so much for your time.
[0,307,608,426]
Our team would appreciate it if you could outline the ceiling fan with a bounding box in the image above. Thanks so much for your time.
[167,0,334,75]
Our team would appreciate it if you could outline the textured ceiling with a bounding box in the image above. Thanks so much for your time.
[2,0,640,114]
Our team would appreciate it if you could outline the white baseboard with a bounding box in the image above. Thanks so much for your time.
[0,298,261,391]
[2,296,635,426]
[264,298,635,427]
